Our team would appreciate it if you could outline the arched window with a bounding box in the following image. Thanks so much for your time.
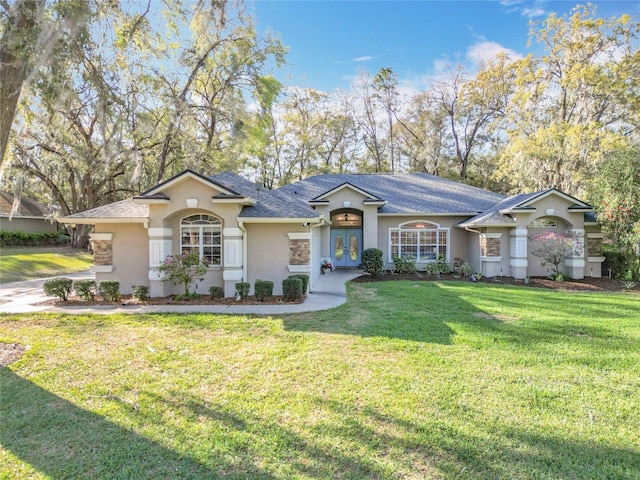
[180,214,221,264]
[529,217,558,228]
[389,221,449,263]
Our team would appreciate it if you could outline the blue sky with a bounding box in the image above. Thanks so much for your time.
[251,1,640,93]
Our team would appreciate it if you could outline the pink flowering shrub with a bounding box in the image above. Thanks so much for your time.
[157,252,209,295]
[531,231,575,277]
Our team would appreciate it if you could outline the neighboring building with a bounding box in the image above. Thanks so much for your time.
[60,170,604,297]
[0,191,58,234]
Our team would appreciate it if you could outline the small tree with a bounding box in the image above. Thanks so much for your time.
[531,232,575,277]
[157,253,209,295]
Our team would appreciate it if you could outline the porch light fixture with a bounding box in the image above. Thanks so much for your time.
[344,213,349,222]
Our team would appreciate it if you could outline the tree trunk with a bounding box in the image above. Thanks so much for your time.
[0,0,45,164]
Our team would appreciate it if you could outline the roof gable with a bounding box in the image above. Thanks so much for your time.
[141,170,240,197]
[311,182,384,202]
[505,189,592,212]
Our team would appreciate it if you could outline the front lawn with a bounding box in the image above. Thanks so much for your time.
[0,246,93,283]
[1,281,638,479]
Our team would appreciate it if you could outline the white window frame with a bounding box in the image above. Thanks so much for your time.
[388,221,450,264]
[180,214,222,265]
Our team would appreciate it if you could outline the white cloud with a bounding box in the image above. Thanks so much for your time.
[466,41,523,65]
[353,55,374,62]
[521,6,546,18]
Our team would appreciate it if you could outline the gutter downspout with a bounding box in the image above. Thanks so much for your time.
[308,215,327,293]
[238,220,247,283]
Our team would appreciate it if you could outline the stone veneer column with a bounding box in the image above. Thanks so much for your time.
[564,229,585,279]
[479,233,503,277]
[148,228,172,298]
[509,228,528,279]
[89,233,114,272]
[287,232,312,274]
[223,228,244,298]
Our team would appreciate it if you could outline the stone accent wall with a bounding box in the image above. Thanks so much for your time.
[587,238,602,257]
[481,237,501,257]
[92,240,113,266]
[289,239,310,265]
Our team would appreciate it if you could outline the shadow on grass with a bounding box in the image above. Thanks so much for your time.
[309,397,640,479]
[283,281,639,351]
[135,389,393,479]
[1,369,390,479]
[0,368,272,479]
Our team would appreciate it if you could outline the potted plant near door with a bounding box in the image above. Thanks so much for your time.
[321,260,332,274]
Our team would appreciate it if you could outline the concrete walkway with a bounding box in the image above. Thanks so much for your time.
[0,270,362,315]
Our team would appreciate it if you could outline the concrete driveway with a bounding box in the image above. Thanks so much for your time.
[0,270,361,315]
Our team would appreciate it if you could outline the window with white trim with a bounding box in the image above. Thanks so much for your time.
[180,214,221,264]
[389,221,449,262]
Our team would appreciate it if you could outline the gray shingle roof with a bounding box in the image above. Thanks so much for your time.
[208,171,259,202]
[61,171,521,222]
[240,188,318,218]
[0,192,53,217]
[278,173,506,214]
[64,199,148,220]
[457,192,541,227]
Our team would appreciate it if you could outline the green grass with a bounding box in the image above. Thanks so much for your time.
[1,281,639,479]
[0,246,93,283]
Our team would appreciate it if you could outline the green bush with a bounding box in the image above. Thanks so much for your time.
[43,277,73,301]
[73,279,96,300]
[392,255,416,274]
[282,277,303,302]
[0,230,65,246]
[362,248,383,277]
[288,274,309,294]
[209,286,224,299]
[254,280,274,301]
[99,281,120,302]
[235,282,250,299]
[132,285,149,300]
[453,258,475,278]
[424,254,450,276]
[602,247,628,279]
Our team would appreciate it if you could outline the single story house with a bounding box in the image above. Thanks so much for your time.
[0,191,58,234]
[60,170,605,297]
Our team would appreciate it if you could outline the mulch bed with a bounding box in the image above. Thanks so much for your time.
[37,294,305,307]
[352,272,640,293]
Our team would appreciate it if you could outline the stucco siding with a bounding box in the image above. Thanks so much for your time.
[95,223,148,294]
[246,223,305,295]
[0,217,58,233]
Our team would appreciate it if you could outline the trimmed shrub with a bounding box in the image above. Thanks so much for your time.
[43,277,73,301]
[254,280,274,301]
[362,248,383,277]
[235,282,250,299]
[288,274,309,295]
[73,279,96,300]
[99,281,120,302]
[282,277,303,302]
[132,285,149,300]
[209,286,224,299]
[392,255,416,274]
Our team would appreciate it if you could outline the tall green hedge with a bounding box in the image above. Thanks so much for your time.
[0,230,69,246]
